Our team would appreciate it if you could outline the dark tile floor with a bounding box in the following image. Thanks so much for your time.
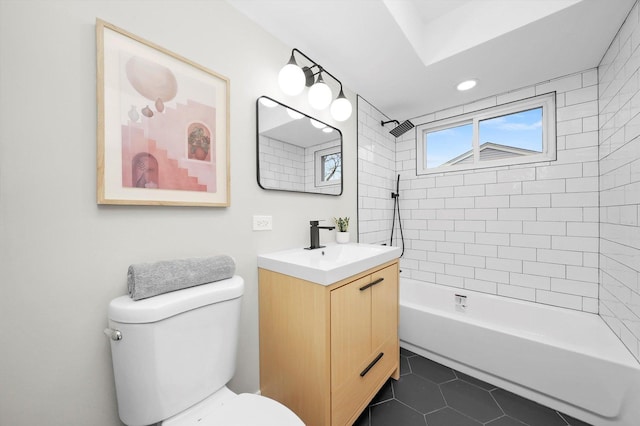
[353,347,593,426]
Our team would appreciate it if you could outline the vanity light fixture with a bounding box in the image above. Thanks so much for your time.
[322,127,334,133]
[330,88,352,122]
[278,48,352,121]
[457,79,478,91]
[278,52,306,96]
[308,71,332,110]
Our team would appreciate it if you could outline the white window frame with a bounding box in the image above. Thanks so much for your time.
[314,146,341,187]
[416,92,556,175]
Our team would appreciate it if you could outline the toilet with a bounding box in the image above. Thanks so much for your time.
[106,275,303,426]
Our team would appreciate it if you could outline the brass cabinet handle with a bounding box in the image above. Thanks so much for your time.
[359,277,384,291]
[360,352,384,377]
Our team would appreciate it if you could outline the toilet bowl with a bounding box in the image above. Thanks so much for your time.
[163,387,303,426]
[106,276,303,426]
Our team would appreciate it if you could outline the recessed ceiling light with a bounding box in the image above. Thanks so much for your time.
[457,79,477,91]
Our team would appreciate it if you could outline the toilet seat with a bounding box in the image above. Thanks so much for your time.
[201,393,304,426]
[162,388,304,426]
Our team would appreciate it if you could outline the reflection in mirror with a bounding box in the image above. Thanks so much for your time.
[257,96,342,195]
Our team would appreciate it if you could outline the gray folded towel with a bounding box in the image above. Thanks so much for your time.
[127,255,236,300]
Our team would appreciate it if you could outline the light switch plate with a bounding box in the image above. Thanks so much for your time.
[253,215,273,231]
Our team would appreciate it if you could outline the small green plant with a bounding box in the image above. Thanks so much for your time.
[333,217,350,232]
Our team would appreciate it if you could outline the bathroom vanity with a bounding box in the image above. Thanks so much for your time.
[258,244,400,426]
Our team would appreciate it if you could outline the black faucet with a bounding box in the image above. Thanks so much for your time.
[306,220,335,250]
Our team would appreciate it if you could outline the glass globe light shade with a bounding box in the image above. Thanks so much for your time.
[259,97,277,108]
[310,118,325,129]
[286,108,304,120]
[330,94,352,121]
[322,127,334,133]
[278,63,305,96]
[308,78,332,110]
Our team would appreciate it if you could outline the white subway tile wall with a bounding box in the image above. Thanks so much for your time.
[258,135,340,194]
[358,100,398,244]
[359,70,600,314]
[358,3,640,362]
[259,135,305,191]
[599,1,640,361]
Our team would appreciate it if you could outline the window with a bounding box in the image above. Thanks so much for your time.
[314,147,341,187]
[426,122,473,168]
[416,93,555,174]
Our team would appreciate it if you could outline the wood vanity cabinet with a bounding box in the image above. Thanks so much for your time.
[259,259,399,426]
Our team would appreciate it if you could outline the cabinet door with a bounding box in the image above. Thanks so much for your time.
[331,264,399,425]
[371,264,399,351]
[330,274,372,390]
[331,275,372,425]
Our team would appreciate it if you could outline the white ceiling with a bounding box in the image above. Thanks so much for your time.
[227,0,634,121]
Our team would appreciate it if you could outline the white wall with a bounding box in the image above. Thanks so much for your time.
[0,2,357,425]
[359,70,601,312]
[599,0,640,361]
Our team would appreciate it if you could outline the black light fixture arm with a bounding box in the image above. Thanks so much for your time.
[290,48,344,92]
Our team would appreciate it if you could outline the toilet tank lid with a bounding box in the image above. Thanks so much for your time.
[108,275,244,324]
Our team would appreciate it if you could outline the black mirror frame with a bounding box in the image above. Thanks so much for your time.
[256,96,343,196]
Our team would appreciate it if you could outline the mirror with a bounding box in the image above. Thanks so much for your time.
[257,96,342,195]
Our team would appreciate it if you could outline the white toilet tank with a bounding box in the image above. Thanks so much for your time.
[107,276,244,426]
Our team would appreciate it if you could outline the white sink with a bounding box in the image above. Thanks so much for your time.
[257,243,402,285]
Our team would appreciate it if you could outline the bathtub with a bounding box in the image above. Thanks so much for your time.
[399,278,640,426]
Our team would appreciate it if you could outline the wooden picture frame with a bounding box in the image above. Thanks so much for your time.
[96,19,230,206]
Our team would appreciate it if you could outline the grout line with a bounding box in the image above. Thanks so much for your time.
[487,390,509,421]
[483,414,528,426]
[370,350,590,426]
[444,403,495,425]
[556,411,572,426]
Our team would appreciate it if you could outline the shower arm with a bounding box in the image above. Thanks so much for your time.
[381,119,400,127]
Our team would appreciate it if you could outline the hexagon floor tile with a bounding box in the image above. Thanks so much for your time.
[353,348,594,426]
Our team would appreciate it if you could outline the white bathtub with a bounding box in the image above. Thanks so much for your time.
[399,278,640,426]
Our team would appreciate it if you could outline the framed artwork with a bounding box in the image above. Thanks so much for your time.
[96,19,230,206]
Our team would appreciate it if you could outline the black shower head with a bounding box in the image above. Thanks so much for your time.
[381,119,415,138]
